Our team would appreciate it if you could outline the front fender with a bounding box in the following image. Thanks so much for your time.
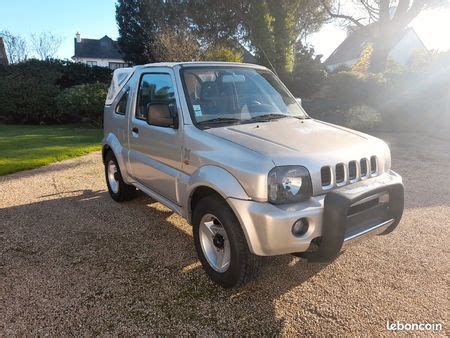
[183,165,251,221]
[187,165,251,200]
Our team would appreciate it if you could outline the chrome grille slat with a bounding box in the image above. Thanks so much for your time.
[335,163,346,184]
[321,166,332,187]
[360,158,368,177]
[370,156,378,175]
[349,161,357,181]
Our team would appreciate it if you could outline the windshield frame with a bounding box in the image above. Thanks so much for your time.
[179,65,309,129]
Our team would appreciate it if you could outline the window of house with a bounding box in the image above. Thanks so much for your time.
[115,90,129,115]
[109,62,127,70]
[136,73,176,121]
[86,60,97,67]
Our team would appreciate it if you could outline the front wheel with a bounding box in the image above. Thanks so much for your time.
[104,151,136,202]
[193,195,261,288]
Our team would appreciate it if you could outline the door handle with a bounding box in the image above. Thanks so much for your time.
[132,127,139,134]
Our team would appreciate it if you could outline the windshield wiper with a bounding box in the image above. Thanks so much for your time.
[197,117,241,126]
[245,113,289,123]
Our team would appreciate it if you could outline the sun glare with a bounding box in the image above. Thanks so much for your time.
[412,8,450,52]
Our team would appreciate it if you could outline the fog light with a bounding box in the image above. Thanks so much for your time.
[292,218,309,237]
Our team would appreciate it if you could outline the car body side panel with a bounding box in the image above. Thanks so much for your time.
[103,85,134,184]
[126,67,185,203]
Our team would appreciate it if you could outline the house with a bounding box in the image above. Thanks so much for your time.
[325,27,426,71]
[72,33,128,69]
[0,37,8,66]
[241,47,257,63]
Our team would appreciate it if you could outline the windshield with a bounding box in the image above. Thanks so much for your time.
[181,66,308,128]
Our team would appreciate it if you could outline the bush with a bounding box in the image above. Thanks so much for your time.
[57,61,112,88]
[307,50,450,134]
[0,59,112,124]
[56,83,108,126]
[320,71,386,111]
[341,105,382,131]
[320,71,367,110]
[0,60,62,124]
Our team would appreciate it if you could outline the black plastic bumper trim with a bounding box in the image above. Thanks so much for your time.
[306,181,404,262]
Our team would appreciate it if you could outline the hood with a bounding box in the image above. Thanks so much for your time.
[203,117,391,197]
[206,118,384,163]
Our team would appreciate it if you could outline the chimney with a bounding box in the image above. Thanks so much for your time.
[76,32,81,43]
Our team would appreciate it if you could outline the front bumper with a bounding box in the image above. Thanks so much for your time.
[227,170,404,259]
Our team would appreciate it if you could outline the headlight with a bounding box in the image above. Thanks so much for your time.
[268,166,312,204]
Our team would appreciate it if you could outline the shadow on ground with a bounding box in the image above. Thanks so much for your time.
[0,189,327,335]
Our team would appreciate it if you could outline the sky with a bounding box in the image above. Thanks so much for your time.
[1,1,450,61]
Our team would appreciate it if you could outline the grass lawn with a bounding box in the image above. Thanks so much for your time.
[0,124,103,176]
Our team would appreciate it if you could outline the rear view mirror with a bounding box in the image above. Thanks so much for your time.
[222,74,245,83]
[147,103,178,128]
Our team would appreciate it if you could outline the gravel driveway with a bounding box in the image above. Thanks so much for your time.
[1,132,449,335]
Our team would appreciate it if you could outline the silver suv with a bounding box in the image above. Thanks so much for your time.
[103,62,404,288]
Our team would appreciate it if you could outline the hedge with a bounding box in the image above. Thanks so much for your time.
[0,59,111,124]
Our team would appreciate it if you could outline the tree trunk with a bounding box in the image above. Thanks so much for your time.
[368,25,400,73]
[369,41,391,73]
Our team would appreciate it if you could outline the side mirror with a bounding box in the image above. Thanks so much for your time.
[295,97,302,107]
[147,103,178,128]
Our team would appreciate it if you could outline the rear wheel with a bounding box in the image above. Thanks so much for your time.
[193,195,261,288]
[104,151,136,202]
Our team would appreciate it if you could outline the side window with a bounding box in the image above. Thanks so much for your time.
[115,90,129,115]
[136,73,176,120]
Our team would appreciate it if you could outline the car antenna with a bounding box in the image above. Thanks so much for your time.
[259,45,279,78]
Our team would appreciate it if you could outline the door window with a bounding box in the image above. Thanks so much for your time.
[136,73,176,120]
[115,90,129,115]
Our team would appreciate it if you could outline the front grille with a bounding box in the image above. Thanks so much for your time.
[320,155,378,188]
[335,163,345,183]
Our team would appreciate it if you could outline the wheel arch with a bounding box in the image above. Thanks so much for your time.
[102,133,132,183]
[186,165,251,224]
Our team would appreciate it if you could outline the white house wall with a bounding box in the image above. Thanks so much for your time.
[388,30,426,66]
[72,57,126,68]
[326,59,359,72]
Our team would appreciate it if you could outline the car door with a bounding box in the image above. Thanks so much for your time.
[128,69,183,203]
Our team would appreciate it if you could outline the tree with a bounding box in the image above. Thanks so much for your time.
[288,44,327,98]
[153,29,200,61]
[30,32,62,60]
[247,0,329,79]
[322,0,447,72]
[116,0,331,77]
[187,0,330,78]
[352,44,373,73]
[0,30,28,63]
[203,43,244,62]
[116,0,191,64]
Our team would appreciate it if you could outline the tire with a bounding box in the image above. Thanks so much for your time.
[104,151,136,202]
[193,195,261,288]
